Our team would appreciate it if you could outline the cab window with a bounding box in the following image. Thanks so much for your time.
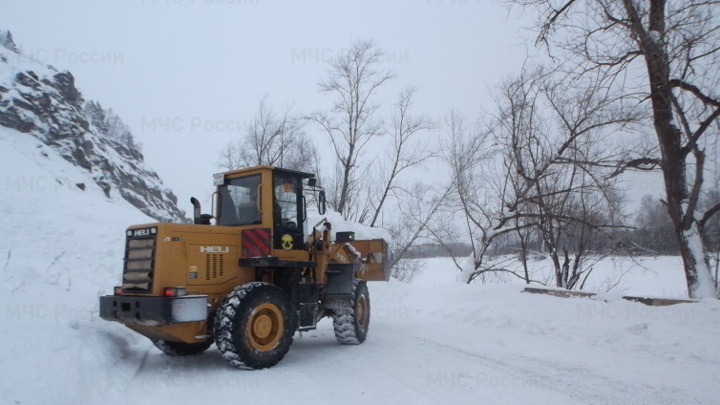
[274,174,299,230]
[217,174,261,226]
[273,172,306,251]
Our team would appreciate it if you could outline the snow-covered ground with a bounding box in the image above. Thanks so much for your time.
[2,126,720,404]
[458,253,693,298]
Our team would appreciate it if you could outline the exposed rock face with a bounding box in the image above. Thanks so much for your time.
[0,30,19,53]
[0,30,187,223]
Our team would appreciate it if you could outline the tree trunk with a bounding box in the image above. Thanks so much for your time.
[625,0,717,298]
[337,143,354,215]
[678,223,717,298]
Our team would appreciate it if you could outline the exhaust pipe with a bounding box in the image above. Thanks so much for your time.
[190,197,201,224]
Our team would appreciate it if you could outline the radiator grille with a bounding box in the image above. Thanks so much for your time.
[205,254,225,280]
[122,236,155,292]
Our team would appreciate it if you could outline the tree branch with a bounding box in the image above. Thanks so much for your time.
[468,267,547,286]
[699,202,720,229]
[669,79,720,108]
[537,0,578,45]
[608,157,662,178]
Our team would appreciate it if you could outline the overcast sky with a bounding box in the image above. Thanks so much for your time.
[3,1,535,204]
[4,0,663,212]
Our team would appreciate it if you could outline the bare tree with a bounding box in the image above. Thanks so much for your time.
[309,40,394,216]
[513,74,630,289]
[443,67,632,289]
[219,98,318,173]
[389,182,453,282]
[369,87,433,227]
[440,111,522,283]
[510,0,720,298]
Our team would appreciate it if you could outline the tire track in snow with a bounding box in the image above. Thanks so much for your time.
[402,330,709,405]
[289,328,437,405]
[3,249,10,272]
[132,346,153,379]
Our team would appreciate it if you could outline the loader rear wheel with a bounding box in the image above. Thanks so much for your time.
[214,282,296,370]
[152,339,213,356]
[332,279,370,345]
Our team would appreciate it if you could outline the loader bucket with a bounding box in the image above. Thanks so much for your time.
[351,239,391,281]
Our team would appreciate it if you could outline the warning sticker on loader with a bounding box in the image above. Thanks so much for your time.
[242,228,271,257]
[281,234,294,250]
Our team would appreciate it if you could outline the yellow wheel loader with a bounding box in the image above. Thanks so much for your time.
[99,166,390,369]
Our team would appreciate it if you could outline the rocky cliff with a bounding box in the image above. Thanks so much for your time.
[0,30,187,223]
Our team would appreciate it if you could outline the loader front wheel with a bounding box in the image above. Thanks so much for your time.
[152,339,213,356]
[214,282,296,369]
[332,279,370,345]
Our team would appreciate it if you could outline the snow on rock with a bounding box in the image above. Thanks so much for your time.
[0,29,19,53]
[0,31,186,223]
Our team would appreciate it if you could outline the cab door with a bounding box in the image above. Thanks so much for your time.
[272,172,305,252]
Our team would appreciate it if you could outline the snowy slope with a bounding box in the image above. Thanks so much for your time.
[2,125,720,404]
[0,126,155,404]
[0,32,186,223]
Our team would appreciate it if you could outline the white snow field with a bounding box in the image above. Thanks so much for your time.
[1,126,720,405]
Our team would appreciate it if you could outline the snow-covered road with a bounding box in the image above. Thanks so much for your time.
[81,274,719,405]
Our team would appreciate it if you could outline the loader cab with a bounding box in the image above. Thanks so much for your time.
[213,166,325,251]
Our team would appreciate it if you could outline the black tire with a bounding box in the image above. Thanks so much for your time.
[214,282,296,370]
[152,339,213,356]
[332,279,370,345]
